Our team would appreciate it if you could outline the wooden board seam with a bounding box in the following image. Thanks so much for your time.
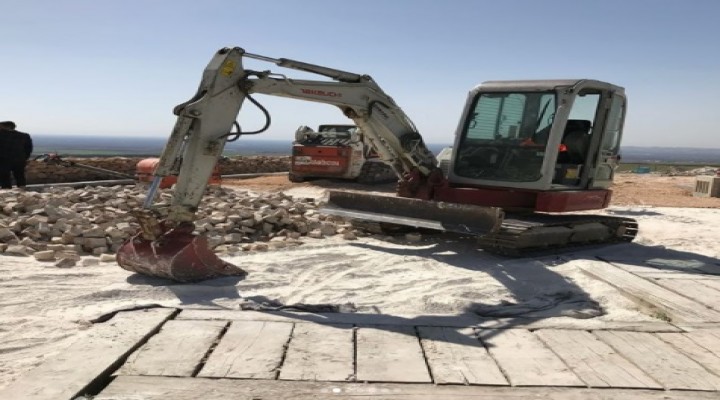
[413,326,437,384]
[83,309,178,396]
[275,322,297,380]
[191,321,231,377]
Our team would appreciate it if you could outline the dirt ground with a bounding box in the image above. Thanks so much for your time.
[225,172,720,209]
[610,173,720,208]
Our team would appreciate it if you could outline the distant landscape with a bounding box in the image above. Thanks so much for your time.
[31,135,452,158]
[32,135,720,166]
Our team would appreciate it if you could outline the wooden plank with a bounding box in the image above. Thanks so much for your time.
[654,279,720,310]
[633,272,720,280]
[599,255,720,276]
[97,375,720,399]
[177,309,482,327]
[594,330,720,390]
[535,329,660,389]
[279,323,354,382]
[474,318,681,332]
[581,262,720,323]
[119,320,226,377]
[418,326,507,386]
[198,320,293,379]
[479,329,583,387]
[682,329,720,354]
[0,309,174,400]
[177,309,681,332]
[699,279,720,290]
[356,325,430,383]
[676,323,720,332]
[657,332,720,376]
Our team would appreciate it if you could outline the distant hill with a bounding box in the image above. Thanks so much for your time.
[31,135,720,164]
[31,135,451,158]
[32,135,293,157]
[620,146,720,164]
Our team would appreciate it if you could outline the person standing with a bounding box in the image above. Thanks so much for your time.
[0,121,34,189]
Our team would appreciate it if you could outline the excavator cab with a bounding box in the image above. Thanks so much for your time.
[449,80,625,200]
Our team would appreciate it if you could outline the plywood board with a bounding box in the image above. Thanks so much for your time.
[598,255,720,276]
[654,279,720,310]
[120,320,226,376]
[681,329,720,354]
[177,309,481,327]
[198,320,293,379]
[535,329,660,389]
[177,309,681,332]
[418,326,507,385]
[355,325,430,383]
[279,323,354,381]
[97,375,720,399]
[474,318,680,332]
[657,332,720,376]
[633,272,720,280]
[581,262,720,322]
[594,330,720,390]
[479,329,583,387]
[0,309,174,400]
[699,280,720,290]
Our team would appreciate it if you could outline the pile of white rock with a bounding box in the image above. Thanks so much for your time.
[0,185,363,268]
[664,166,719,177]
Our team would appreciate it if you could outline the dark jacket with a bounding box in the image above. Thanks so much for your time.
[0,129,33,165]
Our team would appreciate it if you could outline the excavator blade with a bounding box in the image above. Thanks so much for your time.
[321,191,637,255]
[116,224,247,283]
[320,190,504,235]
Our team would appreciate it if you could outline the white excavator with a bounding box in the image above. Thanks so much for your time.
[117,46,637,282]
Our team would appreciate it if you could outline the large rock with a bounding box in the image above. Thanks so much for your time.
[5,245,32,256]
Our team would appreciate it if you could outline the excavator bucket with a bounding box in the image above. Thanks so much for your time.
[320,190,504,235]
[116,222,247,283]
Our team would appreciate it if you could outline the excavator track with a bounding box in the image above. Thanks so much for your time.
[478,213,638,256]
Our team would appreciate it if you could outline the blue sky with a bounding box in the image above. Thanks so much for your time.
[2,0,719,147]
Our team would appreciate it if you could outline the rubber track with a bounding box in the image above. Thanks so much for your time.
[478,214,639,256]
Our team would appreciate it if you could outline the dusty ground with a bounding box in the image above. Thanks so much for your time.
[611,173,720,208]
[1,171,719,390]
[226,172,720,209]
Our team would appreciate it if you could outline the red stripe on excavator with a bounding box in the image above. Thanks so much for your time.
[536,190,612,212]
[433,186,611,212]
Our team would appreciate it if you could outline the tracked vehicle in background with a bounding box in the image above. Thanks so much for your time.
[289,124,395,183]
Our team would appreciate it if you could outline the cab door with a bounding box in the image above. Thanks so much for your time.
[590,93,626,189]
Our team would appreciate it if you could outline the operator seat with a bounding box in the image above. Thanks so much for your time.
[559,119,592,164]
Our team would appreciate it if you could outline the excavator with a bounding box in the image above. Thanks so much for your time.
[117,46,637,282]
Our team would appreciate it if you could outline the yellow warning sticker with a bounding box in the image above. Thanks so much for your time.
[221,60,236,76]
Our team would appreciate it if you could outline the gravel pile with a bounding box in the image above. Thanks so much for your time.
[0,185,363,268]
[663,166,719,176]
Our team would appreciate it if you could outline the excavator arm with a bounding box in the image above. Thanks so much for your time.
[117,46,477,282]
[149,47,439,226]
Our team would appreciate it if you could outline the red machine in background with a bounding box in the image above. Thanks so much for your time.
[35,154,221,189]
[135,158,221,189]
[289,124,395,183]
